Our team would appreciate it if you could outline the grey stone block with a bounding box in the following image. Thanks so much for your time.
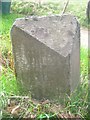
[11,14,80,102]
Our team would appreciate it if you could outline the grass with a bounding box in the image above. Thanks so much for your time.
[0,1,89,119]
[63,47,88,118]
[0,67,19,95]
[0,14,24,54]
[67,1,89,28]
[11,0,89,28]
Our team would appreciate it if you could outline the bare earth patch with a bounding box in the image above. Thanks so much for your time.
[81,27,88,48]
[2,96,81,119]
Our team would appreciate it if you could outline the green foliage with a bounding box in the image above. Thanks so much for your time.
[0,14,24,58]
[2,14,23,34]
[10,1,90,28]
[67,1,89,28]
[63,47,88,118]
[11,2,62,16]
[0,67,19,95]
[65,79,88,118]
[80,48,88,80]
[0,14,23,96]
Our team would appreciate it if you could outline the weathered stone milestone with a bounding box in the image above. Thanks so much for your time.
[11,14,80,102]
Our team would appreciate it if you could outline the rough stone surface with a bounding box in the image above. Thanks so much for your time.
[11,14,80,102]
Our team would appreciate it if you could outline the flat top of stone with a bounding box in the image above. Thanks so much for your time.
[12,14,79,57]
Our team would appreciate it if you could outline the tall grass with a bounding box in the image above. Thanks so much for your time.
[0,14,24,103]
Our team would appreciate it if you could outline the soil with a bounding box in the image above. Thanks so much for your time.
[2,96,81,119]
[81,27,88,48]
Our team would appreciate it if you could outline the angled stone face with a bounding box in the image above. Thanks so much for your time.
[11,15,80,102]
